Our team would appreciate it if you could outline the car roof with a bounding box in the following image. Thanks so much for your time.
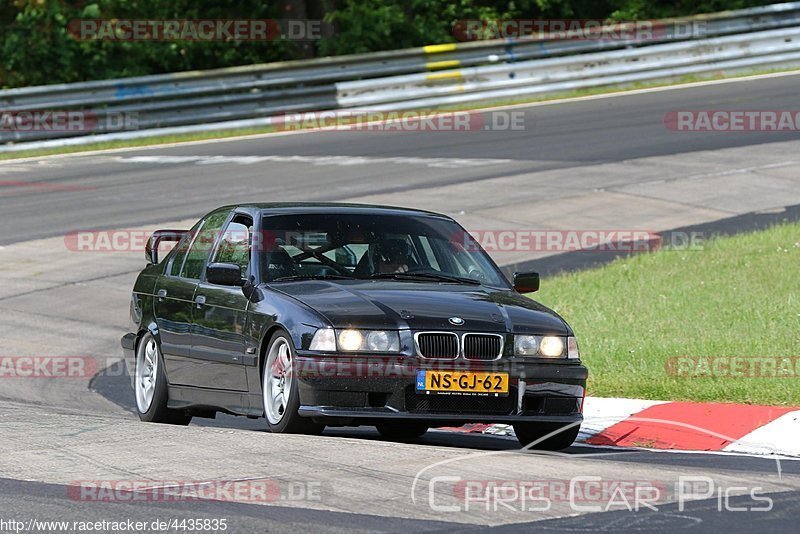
[222,202,454,220]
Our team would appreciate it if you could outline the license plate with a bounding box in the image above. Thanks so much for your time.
[416,370,509,396]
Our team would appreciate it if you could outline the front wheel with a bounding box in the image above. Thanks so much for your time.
[513,422,580,450]
[262,330,324,435]
[134,333,191,425]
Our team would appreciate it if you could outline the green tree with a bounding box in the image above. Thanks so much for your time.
[0,0,783,88]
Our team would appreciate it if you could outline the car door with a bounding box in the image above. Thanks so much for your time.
[156,209,230,386]
[189,213,253,391]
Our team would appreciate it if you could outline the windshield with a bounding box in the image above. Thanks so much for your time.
[258,212,509,287]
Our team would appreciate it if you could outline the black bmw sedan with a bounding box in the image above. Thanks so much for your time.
[121,203,587,449]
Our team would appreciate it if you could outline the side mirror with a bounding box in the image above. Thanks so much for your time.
[206,263,243,286]
[513,271,540,293]
[146,230,187,264]
[242,276,262,302]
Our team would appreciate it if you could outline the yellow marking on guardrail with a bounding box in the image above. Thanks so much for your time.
[426,71,464,82]
[423,43,458,54]
[426,60,461,70]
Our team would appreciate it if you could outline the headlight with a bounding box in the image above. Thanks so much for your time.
[514,334,571,358]
[338,330,364,351]
[336,329,400,352]
[514,335,539,356]
[366,330,393,351]
[309,328,336,351]
[539,336,565,357]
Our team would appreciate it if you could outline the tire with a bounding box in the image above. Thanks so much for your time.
[262,330,324,435]
[513,422,580,450]
[376,422,429,441]
[134,333,192,425]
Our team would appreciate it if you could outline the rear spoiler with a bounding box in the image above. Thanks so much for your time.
[145,229,188,264]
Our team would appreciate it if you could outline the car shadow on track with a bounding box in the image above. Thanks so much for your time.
[91,364,615,454]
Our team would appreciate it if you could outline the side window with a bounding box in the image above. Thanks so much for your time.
[212,217,252,276]
[180,210,230,280]
[167,230,194,276]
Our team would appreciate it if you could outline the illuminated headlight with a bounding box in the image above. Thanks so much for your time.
[309,328,336,351]
[337,329,400,352]
[338,329,363,351]
[514,335,570,358]
[539,336,565,358]
[567,336,580,359]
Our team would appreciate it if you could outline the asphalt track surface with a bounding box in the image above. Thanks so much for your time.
[1,73,800,533]
[3,72,800,244]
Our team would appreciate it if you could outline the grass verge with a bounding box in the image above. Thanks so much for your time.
[533,222,800,406]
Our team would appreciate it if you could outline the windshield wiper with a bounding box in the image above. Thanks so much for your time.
[369,272,481,285]
[271,274,353,282]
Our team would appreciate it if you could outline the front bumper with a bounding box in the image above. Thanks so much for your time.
[294,352,587,426]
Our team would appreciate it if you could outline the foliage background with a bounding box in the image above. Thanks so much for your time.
[0,0,777,88]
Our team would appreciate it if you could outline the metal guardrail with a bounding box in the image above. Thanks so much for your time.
[2,2,800,149]
[338,27,800,108]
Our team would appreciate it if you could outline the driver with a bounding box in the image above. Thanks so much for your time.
[374,239,414,274]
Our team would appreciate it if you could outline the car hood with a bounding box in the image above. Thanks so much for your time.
[270,280,570,334]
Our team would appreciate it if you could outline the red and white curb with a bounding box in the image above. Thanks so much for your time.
[442,397,800,457]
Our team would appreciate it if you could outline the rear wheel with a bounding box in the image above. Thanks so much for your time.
[134,333,192,425]
[376,422,429,441]
[262,330,324,435]
[513,422,579,450]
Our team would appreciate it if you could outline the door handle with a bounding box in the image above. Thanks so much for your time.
[195,295,206,308]
[157,289,167,300]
